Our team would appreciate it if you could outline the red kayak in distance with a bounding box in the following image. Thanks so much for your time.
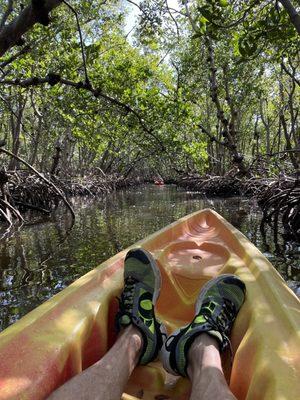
[154,180,164,186]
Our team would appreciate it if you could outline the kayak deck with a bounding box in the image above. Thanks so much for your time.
[0,209,299,400]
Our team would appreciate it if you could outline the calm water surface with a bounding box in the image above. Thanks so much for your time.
[0,185,299,331]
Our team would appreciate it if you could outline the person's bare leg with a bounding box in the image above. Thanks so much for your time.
[187,333,237,400]
[48,248,164,399]
[47,325,142,400]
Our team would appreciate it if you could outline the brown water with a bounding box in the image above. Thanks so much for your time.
[0,185,299,331]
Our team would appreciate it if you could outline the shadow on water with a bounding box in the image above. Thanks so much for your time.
[0,185,299,331]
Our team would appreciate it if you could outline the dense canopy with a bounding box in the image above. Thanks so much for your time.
[0,0,299,178]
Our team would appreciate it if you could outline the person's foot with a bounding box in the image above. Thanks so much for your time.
[115,248,165,364]
[161,274,246,376]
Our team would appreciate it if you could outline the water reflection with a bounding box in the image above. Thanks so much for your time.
[0,185,299,331]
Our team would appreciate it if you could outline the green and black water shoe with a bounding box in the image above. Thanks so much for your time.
[115,248,166,365]
[161,274,246,376]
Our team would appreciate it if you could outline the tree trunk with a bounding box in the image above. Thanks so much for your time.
[206,38,248,175]
[279,0,300,35]
[278,77,299,171]
[8,94,27,170]
[50,142,62,176]
[259,98,271,155]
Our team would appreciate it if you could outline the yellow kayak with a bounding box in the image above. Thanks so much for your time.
[0,209,299,400]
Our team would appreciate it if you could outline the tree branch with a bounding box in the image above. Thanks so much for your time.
[0,0,14,31]
[126,0,143,12]
[281,61,300,86]
[0,74,166,150]
[0,197,24,222]
[0,206,12,226]
[279,0,300,35]
[164,0,180,40]
[61,0,89,85]
[0,147,75,220]
[198,124,225,146]
[0,44,31,69]
[266,148,300,157]
[0,0,62,56]
[184,0,199,34]
[210,0,262,29]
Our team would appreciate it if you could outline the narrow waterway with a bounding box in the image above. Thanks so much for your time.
[0,185,299,331]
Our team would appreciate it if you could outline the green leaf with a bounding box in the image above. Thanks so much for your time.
[219,0,228,7]
[198,6,214,22]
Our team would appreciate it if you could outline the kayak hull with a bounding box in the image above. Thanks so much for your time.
[0,209,299,400]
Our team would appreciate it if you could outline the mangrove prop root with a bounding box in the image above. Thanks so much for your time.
[178,173,300,243]
[0,147,75,220]
[0,164,140,226]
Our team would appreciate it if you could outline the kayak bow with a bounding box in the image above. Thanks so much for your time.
[0,209,299,400]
